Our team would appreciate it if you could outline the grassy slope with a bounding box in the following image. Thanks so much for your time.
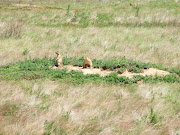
[0,0,180,134]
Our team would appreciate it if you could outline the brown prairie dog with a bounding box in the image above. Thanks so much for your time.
[55,52,62,67]
[83,57,93,68]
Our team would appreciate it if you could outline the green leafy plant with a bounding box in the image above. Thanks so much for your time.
[117,68,126,74]
[135,6,140,17]
[71,9,79,22]
[133,75,145,83]
[149,108,158,124]
[128,65,143,73]
[66,5,70,16]
[105,73,133,84]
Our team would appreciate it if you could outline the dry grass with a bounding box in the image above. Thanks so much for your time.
[0,26,180,68]
[0,80,179,134]
[0,20,23,39]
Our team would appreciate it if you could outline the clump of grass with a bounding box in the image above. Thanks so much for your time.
[0,20,23,39]
[128,65,144,73]
[105,73,133,84]
[148,108,164,124]
[117,68,126,74]
[71,9,79,23]
[44,120,67,135]
[149,108,158,124]
[66,5,70,16]
[133,75,145,83]
[17,57,55,71]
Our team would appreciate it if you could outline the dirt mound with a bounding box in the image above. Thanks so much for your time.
[52,65,170,78]
[119,68,170,78]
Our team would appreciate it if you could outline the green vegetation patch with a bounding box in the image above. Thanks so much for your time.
[0,57,179,84]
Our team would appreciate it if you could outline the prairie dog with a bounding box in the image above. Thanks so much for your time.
[83,57,92,68]
[55,52,62,67]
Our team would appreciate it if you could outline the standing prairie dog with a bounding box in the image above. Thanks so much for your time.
[83,57,93,68]
[55,52,62,67]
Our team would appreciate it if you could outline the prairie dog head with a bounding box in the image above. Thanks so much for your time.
[84,57,92,63]
[84,56,89,60]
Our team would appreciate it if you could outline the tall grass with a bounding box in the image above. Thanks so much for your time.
[0,20,23,39]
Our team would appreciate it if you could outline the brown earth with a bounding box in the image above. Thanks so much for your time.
[52,65,170,78]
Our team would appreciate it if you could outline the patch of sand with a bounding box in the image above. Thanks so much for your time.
[52,65,170,78]
[119,68,170,78]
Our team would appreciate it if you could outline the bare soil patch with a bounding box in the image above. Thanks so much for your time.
[52,65,170,78]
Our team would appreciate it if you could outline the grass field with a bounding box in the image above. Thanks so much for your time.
[0,0,180,134]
